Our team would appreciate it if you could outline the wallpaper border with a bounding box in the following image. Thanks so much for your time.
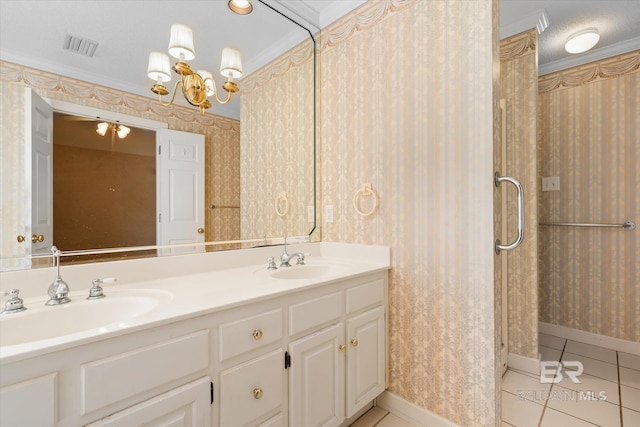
[500,29,537,62]
[319,0,416,51]
[538,50,640,93]
[0,60,239,131]
[241,40,314,93]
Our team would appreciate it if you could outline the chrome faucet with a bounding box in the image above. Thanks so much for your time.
[280,237,305,267]
[2,289,27,314]
[46,246,71,305]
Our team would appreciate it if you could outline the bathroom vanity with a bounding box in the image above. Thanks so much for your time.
[0,243,389,427]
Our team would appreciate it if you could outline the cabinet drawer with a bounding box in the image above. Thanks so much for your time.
[219,308,282,361]
[220,349,284,427]
[289,291,342,336]
[86,377,211,426]
[81,330,209,415]
[346,279,384,314]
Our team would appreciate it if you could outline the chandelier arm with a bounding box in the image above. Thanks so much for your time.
[213,87,233,105]
[156,80,184,107]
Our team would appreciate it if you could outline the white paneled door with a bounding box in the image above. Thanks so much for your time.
[26,88,53,258]
[156,129,205,254]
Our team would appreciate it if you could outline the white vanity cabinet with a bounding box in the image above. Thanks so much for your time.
[0,268,388,427]
[0,322,213,427]
[288,276,387,427]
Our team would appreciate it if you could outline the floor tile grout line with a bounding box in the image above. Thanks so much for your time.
[371,412,389,427]
[537,338,567,427]
[561,349,619,367]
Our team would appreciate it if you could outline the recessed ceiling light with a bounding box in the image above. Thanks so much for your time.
[228,0,253,15]
[565,28,600,54]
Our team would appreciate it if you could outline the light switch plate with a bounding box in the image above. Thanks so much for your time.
[542,176,560,192]
[324,205,334,223]
[307,206,314,223]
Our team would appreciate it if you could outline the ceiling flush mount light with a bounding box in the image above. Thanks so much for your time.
[565,28,600,54]
[147,24,243,115]
[96,122,130,139]
[228,0,253,15]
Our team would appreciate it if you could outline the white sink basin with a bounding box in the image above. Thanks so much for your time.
[269,263,348,280]
[0,290,172,347]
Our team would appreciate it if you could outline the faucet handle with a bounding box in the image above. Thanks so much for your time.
[267,257,278,270]
[2,289,27,314]
[87,277,116,300]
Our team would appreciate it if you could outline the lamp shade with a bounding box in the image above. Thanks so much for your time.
[96,122,109,136]
[565,28,600,54]
[116,124,130,139]
[197,70,216,97]
[220,48,243,79]
[147,52,171,82]
[168,24,195,60]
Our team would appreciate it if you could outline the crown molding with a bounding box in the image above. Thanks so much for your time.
[500,8,548,40]
[539,37,640,76]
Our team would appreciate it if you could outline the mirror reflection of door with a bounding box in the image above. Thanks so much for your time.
[27,88,53,260]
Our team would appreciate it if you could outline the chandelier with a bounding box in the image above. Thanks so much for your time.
[96,122,130,139]
[147,24,243,115]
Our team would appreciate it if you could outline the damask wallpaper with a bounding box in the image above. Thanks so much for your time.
[538,52,640,343]
[239,40,316,241]
[320,0,499,424]
[499,30,539,359]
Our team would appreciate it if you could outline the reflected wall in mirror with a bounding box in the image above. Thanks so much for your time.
[0,1,318,271]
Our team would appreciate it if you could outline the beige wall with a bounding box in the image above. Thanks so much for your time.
[0,61,240,264]
[499,30,539,358]
[320,1,499,424]
[538,51,640,342]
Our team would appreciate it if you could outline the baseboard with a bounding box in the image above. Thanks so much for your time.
[539,322,640,355]
[508,352,540,375]
[376,391,462,427]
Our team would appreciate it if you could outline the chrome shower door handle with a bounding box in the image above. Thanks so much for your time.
[495,172,525,254]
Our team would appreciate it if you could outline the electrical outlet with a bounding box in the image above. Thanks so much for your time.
[324,205,334,223]
[542,176,560,192]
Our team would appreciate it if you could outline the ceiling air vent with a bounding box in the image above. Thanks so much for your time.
[62,33,99,57]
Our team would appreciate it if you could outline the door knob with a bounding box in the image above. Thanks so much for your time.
[197,227,205,234]
[31,234,44,243]
[339,344,346,353]
[350,339,359,347]
[17,235,25,243]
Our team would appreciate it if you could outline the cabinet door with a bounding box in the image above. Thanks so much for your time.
[289,323,345,427]
[86,377,210,427]
[346,306,385,417]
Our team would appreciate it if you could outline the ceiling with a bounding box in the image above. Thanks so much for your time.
[1,0,638,119]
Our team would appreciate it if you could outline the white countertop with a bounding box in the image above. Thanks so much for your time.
[0,243,390,363]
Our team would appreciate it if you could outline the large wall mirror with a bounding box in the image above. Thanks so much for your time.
[0,1,319,270]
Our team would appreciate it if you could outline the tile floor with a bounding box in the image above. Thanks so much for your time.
[502,333,640,427]
[351,333,640,427]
